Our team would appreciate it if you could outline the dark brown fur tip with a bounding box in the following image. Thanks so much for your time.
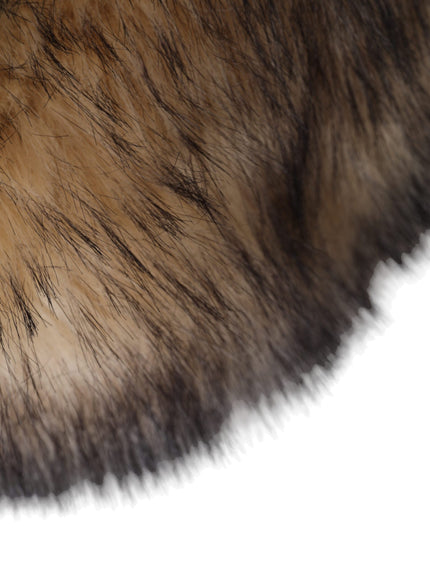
[0,0,429,498]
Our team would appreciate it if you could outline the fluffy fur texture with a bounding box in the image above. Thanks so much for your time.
[0,0,429,497]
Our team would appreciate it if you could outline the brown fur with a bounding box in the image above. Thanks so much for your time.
[0,0,429,497]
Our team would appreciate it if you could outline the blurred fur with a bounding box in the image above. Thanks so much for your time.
[0,0,429,497]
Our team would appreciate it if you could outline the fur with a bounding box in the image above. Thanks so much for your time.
[0,0,429,497]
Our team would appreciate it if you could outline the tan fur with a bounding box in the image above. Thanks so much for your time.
[0,0,429,496]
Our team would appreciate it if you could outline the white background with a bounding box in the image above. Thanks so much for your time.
[0,236,429,580]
